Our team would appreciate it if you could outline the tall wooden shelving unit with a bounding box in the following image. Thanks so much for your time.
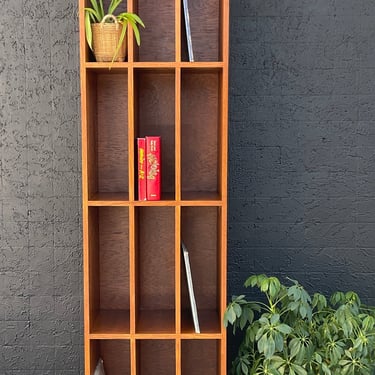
[79,0,229,374]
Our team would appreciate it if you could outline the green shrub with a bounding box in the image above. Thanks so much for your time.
[224,274,375,375]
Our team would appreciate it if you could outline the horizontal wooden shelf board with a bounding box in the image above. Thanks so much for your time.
[86,192,223,207]
[136,309,175,334]
[85,62,224,71]
[91,309,130,335]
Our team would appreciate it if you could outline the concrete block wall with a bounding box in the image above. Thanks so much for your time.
[1,0,375,372]
[0,0,82,373]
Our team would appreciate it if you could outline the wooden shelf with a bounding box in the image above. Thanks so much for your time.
[91,310,130,337]
[80,0,228,373]
[136,309,176,334]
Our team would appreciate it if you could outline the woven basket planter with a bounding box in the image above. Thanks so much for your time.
[92,14,127,62]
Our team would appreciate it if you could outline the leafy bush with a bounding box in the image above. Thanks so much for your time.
[224,274,375,375]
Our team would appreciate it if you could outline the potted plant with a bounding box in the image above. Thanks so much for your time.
[85,0,144,62]
[224,274,375,375]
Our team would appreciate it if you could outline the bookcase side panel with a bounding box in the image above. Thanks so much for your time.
[86,73,98,196]
[136,71,176,196]
[88,208,100,328]
[181,71,219,197]
[96,73,129,195]
[133,0,175,61]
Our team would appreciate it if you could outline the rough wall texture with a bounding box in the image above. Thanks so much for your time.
[228,0,375,351]
[0,0,82,373]
[2,0,375,373]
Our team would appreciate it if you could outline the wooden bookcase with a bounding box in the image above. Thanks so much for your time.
[79,0,229,374]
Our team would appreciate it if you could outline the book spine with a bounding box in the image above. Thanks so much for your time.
[146,136,161,200]
[137,138,147,201]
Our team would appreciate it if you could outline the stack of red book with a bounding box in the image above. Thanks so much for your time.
[137,136,161,201]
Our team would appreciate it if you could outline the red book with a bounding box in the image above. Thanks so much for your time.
[146,136,161,200]
[137,138,147,201]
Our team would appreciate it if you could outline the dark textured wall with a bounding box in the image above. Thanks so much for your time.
[2,0,375,373]
[228,0,375,329]
[0,0,82,373]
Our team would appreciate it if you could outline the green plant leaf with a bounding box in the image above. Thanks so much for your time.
[89,0,102,21]
[292,364,307,375]
[241,362,249,375]
[108,0,122,14]
[85,11,93,50]
[234,303,242,318]
[264,335,276,359]
[271,314,280,325]
[98,0,104,19]
[321,362,331,375]
[260,277,270,293]
[276,324,292,335]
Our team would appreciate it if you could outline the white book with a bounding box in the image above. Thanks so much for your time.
[181,241,200,333]
[182,0,194,62]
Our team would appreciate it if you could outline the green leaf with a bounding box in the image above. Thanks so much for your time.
[271,314,280,325]
[244,275,258,288]
[98,0,104,19]
[257,333,267,354]
[85,12,93,50]
[321,362,331,375]
[108,0,122,14]
[264,335,276,358]
[292,364,307,375]
[227,306,237,325]
[275,323,292,335]
[234,303,242,318]
[89,0,102,21]
[241,362,249,375]
[289,338,301,359]
[274,332,284,352]
[260,277,270,293]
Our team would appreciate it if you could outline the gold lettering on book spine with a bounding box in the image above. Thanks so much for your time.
[147,152,159,180]
[139,148,145,180]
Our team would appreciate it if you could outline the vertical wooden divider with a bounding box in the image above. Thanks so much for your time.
[127,0,134,63]
[175,206,181,375]
[220,2,229,373]
[128,1,136,372]
[175,1,182,373]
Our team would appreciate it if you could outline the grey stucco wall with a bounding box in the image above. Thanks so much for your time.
[2,0,375,373]
[0,0,82,373]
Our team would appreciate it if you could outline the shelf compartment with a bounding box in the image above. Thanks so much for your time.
[181,340,219,375]
[84,0,127,66]
[133,0,175,62]
[181,0,221,62]
[88,207,130,334]
[135,207,176,334]
[135,70,176,197]
[91,310,130,337]
[180,207,221,334]
[90,339,130,375]
[137,340,175,375]
[181,309,221,335]
[181,70,221,199]
[86,71,129,199]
